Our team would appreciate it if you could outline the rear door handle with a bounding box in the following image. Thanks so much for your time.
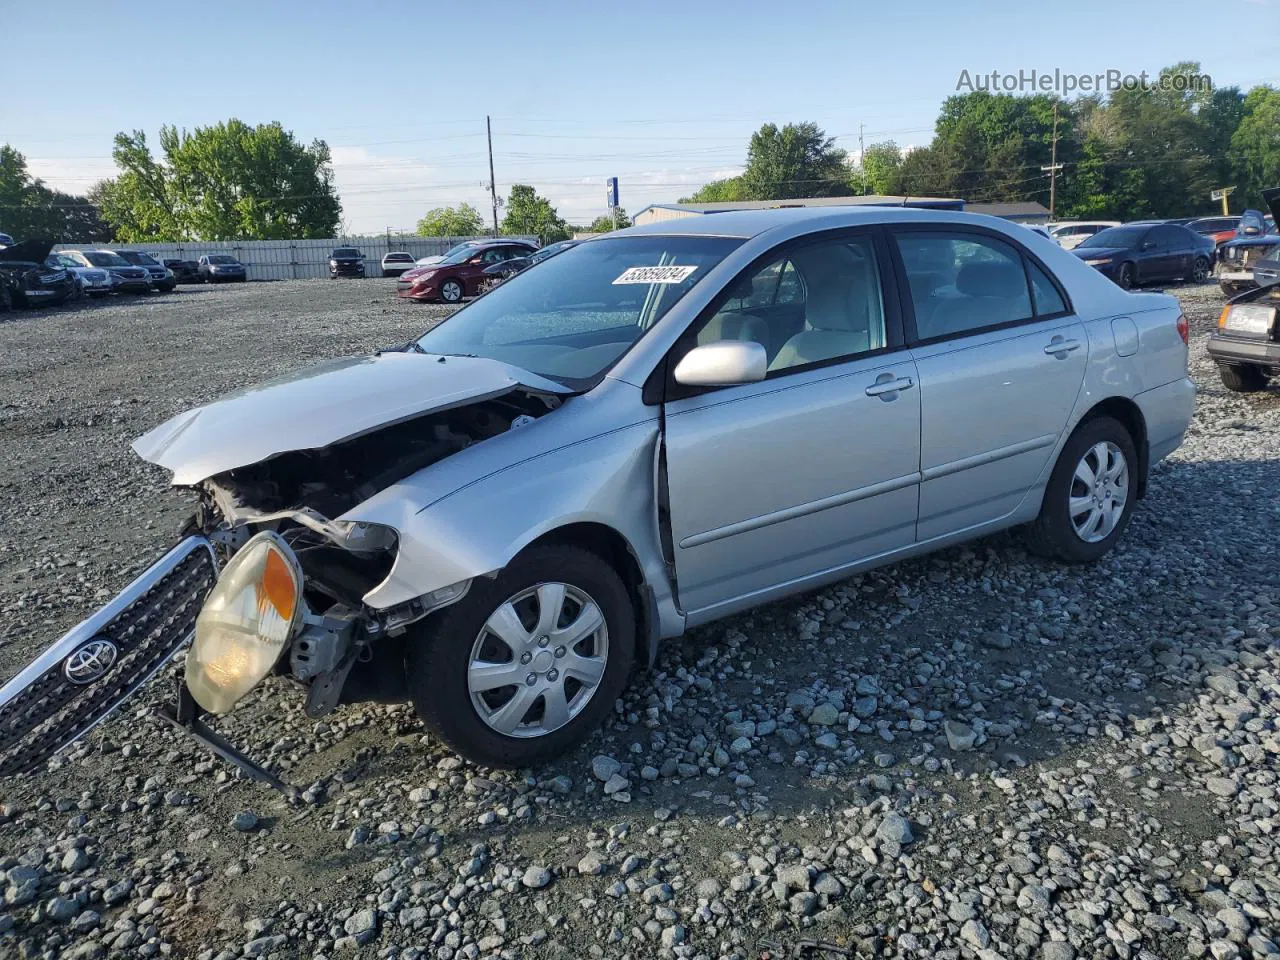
[865,376,915,398]
[1043,337,1082,356]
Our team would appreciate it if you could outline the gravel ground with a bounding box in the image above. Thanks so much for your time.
[1,278,1278,960]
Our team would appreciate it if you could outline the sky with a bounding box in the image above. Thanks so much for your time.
[2,0,1275,235]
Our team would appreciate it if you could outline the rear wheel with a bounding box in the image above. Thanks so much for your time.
[1025,416,1138,564]
[1115,262,1135,289]
[1217,362,1269,393]
[406,545,634,767]
[1191,257,1210,283]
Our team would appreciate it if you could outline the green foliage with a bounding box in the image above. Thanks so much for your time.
[0,145,112,242]
[97,120,341,241]
[416,203,486,237]
[681,69,1279,220]
[1231,86,1280,207]
[742,122,852,199]
[680,177,749,203]
[859,142,903,195]
[587,207,631,232]
[501,184,570,243]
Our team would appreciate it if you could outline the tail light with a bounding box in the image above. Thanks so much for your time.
[1177,313,1189,344]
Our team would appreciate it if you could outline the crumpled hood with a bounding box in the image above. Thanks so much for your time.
[132,351,570,485]
[0,239,54,265]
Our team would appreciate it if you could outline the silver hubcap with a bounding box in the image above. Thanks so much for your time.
[1069,441,1129,543]
[467,582,608,739]
[443,281,461,301]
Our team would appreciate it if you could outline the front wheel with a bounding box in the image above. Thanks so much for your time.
[406,545,634,767]
[1218,362,1269,393]
[439,278,464,303]
[1191,257,1210,283]
[1025,416,1138,564]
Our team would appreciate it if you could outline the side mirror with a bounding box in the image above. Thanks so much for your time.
[1141,241,1156,251]
[673,341,767,387]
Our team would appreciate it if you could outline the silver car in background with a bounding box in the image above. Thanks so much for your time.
[0,207,1194,785]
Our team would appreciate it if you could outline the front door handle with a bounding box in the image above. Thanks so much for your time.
[865,375,915,398]
[1043,337,1082,357]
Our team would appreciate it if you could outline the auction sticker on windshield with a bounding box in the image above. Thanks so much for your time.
[613,264,699,285]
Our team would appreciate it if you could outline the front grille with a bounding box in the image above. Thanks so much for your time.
[0,537,217,775]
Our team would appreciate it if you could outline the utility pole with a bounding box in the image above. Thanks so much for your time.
[486,115,499,237]
[859,124,865,161]
[1040,102,1063,221]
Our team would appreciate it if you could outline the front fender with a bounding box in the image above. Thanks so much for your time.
[345,419,680,634]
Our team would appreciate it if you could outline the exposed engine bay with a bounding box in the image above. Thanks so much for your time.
[185,389,559,719]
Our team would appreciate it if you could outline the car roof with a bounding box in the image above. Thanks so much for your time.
[609,205,1071,242]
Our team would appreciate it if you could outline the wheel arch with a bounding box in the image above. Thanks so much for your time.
[1076,395,1149,498]
[520,521,661,670]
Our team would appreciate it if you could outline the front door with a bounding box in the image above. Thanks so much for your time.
[663,231,922,619]
[892,228,1089,541]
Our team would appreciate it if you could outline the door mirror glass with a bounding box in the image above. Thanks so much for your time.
[1141,240,1156,251]
[673,341,767,387]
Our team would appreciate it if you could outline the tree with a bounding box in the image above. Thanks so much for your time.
[741,122,852,199]
[859,142,903,195]
[587,207,631,232]
[680,177,748,203]
[501,184,569,243]
[98,120,341,241]
[0,145,112,242]
[416,203,486,236]
[1231,86,1280,208]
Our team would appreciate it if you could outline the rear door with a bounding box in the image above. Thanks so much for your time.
[891,228,1088,541]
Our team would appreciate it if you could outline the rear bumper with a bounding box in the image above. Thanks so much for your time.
[1134,376,1195,468]
[0,537,219,776]
[1207,333,1280,366]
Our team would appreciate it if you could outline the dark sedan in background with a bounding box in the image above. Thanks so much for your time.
[198,254,247,283]
[480,239,580,286]
[1071,221,1215,289]
[162,258,202,283]
[0,240,76,310]
[329,247,366,279]
[112,250,176,292]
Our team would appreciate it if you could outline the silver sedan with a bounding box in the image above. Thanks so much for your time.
[0,207,1195,782]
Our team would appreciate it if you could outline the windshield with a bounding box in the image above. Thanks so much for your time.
[83,251,129,267]
[1078,225,1147,248]
[437,245,489,266]
[117,251,160,266]
[333,248,361,257]
[208,255,237,264]
[415,235,742,386]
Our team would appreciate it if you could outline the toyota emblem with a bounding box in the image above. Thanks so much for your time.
[63,637,119,686]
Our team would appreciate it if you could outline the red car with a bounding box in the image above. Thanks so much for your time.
[396,240,537,303]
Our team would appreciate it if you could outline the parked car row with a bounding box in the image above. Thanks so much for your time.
[1043,194,1280,294]
[0,234,255,314]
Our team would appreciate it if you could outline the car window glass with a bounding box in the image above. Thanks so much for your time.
[1027,261,1066,316]
[688,236,884,374]
[895,231,1034,340]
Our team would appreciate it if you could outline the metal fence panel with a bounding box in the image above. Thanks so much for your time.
[53,235,538,281]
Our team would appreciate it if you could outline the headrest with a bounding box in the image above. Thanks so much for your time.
[956,260,1024,299]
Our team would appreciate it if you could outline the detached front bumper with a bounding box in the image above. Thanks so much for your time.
[0,536,218,775]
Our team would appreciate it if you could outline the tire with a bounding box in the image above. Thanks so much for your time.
[1217,362,1269,393]
[0,285,11,312]
[1191,257,1210,284]
[406,545,635,768]
[1025,416,1139,564]
[1115,262,1135,290]
[439,278,464,303]
[1220,282,1239,297]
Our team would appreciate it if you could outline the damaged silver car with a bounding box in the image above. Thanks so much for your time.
[0,208,1194,787]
